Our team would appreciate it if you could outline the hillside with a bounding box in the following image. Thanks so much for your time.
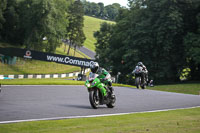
[0,16,114,75]
[83,16,115,52]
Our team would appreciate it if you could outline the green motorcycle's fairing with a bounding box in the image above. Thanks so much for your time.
[85,77,107,96]
[97,72,112,86]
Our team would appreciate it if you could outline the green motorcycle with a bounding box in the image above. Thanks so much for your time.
[85,77,116,109]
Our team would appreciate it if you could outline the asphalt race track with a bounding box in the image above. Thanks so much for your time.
[0,85,200,123]
[77,46,95,59]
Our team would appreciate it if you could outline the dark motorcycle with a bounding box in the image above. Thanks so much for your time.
[133,66,147,89]
[85,76,116,109]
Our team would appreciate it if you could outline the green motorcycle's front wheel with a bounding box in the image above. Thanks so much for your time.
[89,90,100,109]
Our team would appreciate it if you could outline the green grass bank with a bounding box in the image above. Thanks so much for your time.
[83,16,115,52]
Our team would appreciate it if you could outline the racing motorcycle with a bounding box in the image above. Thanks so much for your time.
[133,66,147,89]
[85,73,116,109]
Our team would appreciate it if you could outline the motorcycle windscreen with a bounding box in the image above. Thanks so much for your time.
[89,72,99,81]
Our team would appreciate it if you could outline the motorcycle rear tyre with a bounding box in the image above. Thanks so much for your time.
[141,84,146,89]
[106,95,116,108]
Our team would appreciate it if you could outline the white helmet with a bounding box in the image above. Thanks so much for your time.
[137,62,143,66]
[91,62,99,73]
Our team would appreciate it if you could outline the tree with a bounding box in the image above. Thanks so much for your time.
[0,0,7,39]
[105,4,119,20]
[183,0,200,80]
[184,33,200,80]
[95,0,192,84]
[82,0,91,15]
[144,0,185,82]
[82,0,122,20]
[91,2,100,17]
[19,0,69,52]
[98,2,105,18]
[94,22,114,69]
[1,0,21,44]
[66,0,86,55]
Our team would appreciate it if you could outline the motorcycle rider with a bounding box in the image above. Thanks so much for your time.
[132,62,148,84]
[90,62,112,99]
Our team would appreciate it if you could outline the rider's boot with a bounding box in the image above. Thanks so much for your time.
[104,93,108,100]
[108,86,115,98]
[108,86,113,91]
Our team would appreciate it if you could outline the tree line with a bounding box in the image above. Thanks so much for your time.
[0,0,85,54]
[81,0,123,20]
[94,0,200,84]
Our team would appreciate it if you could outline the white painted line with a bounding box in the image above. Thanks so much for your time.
[0,106,200,124]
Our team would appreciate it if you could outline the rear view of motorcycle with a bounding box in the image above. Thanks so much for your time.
[85,73,116,109]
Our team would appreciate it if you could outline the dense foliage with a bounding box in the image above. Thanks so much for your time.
[66,0,86,55]
[0,0,7,36]
[94,0,200,83]
[81,0,123,20]
[0,0,85,53]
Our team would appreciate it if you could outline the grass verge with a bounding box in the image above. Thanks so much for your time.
[0,107,200,133]
[147,83,200,95]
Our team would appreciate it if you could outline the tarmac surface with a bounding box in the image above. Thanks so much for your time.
[0,85,200,123]
[77,46,95,59]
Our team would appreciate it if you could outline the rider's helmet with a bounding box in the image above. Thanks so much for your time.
[137,62,143,67]
[91,62,99,73]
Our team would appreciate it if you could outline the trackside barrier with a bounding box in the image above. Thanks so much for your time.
[0,47,93,81]
[0,47,94,68]
[0,69,90,79]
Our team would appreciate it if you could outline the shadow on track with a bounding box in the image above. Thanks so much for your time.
[59,104,92,109]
